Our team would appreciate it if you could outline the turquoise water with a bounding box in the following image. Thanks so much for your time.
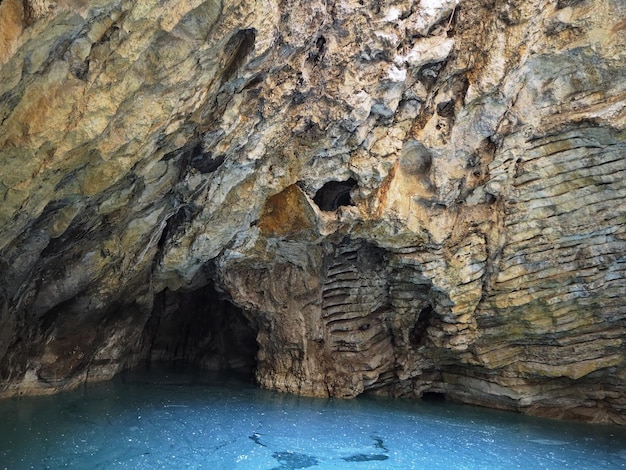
[1,367,625,469]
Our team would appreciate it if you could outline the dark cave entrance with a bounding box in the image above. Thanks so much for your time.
[143,284,258,376]
[313,178,358,211]
[421,391,447,402]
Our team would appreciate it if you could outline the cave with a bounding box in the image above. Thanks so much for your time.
[0,0,625,466]
[312,178,358,211]
[421,391,447,402]
[143,284,258,374]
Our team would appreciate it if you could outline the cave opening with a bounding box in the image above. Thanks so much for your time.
[142,284,258,377]
[313,178,358,211]
[409,305,435,347]
[421,391,447,402]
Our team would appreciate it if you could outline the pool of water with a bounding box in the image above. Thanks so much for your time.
[1,366,625,469]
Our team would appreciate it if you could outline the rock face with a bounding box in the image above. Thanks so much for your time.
[0,0,625,423]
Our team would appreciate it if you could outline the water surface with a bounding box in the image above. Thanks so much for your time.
[1,366,625,469]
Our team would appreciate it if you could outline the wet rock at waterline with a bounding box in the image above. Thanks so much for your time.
[0,0,625,424]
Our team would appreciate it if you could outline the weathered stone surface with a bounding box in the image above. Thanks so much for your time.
[0,0,625,423]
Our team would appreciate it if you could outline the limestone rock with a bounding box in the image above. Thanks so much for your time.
[0,0,625,423]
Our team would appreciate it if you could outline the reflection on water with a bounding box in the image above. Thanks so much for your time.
[1,365,625,469]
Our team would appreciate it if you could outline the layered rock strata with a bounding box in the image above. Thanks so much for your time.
[0,0,625,423]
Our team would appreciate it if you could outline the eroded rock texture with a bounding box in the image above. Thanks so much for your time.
[0,0,625,423]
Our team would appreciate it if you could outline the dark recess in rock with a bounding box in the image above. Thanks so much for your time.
[190,146,225,174]
[313,178,358,211]
[436,99,455,118]
[222,28,256,83]
[417,62,444,88]
[163,140,225,174]
[39,207,102,260]
[421,391,446,401]
[144,284,258,372]
[156,205,200,253]
[308,35,326,65]
[291,89,307,105]
[242,73,264,90]
[409,305,434,347]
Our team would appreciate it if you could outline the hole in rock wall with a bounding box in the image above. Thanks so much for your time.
[409,305,435,347]
[421,391,447,402]
[143,284,258,374]
[313,178,358,211]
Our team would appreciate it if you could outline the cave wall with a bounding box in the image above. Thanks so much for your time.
[0,0,625,423]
